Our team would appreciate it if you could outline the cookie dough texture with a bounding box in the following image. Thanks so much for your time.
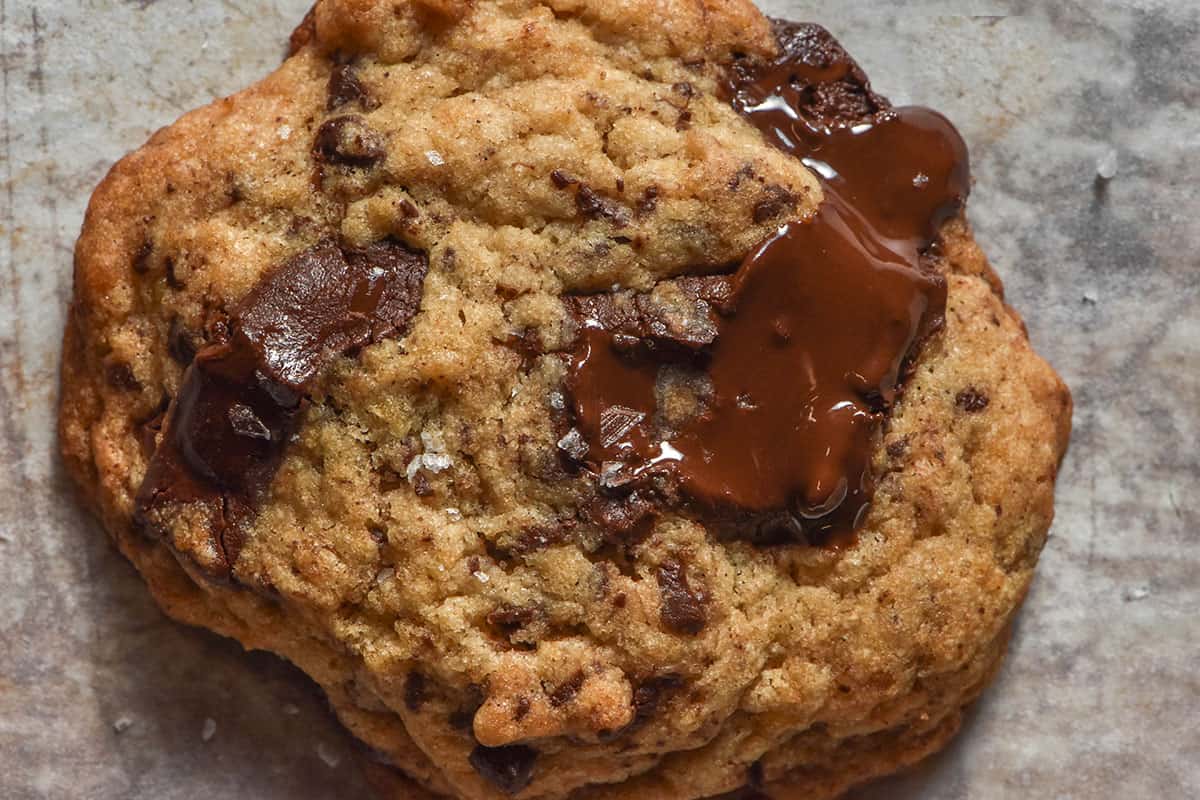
[59,1,1071,798]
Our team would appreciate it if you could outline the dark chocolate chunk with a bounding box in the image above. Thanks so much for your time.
[135,238,428,577]
[672,81,696,99]
[511,522,573,554]
[547,671,585,707]
[313,115,386,168]
[631,674,683,729]
[956,388,990,412]
[747,760,766,788]
[724,20,889,147]
[486,604,539,635]
[656,558,709,635]
[586,493,654,539]
[404,671,427,712]
[575,184,631,227]
[752,184,796,223]
[449,684,485,731]
[636,186,660,216]
[132,240,153,274]
[105,362,140,392]
[468,744,537,795]
[412,471,433,497]
[886,437,910,459]
[167,317,198,366]
[550,169,578,189]
[328,63,373,111]
[513,696,531,720]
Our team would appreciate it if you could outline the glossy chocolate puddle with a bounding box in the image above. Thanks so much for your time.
[566,22,970,543]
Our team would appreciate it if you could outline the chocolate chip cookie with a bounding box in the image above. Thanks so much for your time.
[60,2,1072,798]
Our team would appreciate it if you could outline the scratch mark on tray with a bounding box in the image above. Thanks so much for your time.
[0,0,34,500]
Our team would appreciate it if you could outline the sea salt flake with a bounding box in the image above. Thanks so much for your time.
[112,715,133,734]
[425,150,446,167]
[423,453,452,473]
[1122,585,1150,602]
[405,455,423,482]
[201,718,217,742]
[420,430,447,453]
[1096,149,1119,181]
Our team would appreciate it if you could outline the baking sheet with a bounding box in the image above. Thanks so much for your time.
[1,1,1197,797]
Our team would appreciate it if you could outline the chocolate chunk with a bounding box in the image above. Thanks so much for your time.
[563,21,967,545]
[724,20,888,146]
[672,81,696,99]
[747,761,765,788]
[164,256,183,289]
[132,240,153,274]
[404,671,427,712]
[313,115,386,168]
[886,437,910,459]
[656,558,709,635]
[575,184,631,227]
[752,184,797,223]
[105,362,140,392]
[412,471,433,497]
[486,604,539,635]
[586,493,654,538]
[636,186,660,216]
[468,744,537,795]
[550,169,578,189]
[956,388,990,412]
[513,696,531,720]
[547,671,585,707]
[327,62,375,111]
[565,276,730,358]
[630,674,683,729]
[511,522,573,554]
[167,317,198,366]
[135,238,429,577]
[449,684,485,731]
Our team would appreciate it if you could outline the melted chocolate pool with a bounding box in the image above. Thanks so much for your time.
[567,22,970,542]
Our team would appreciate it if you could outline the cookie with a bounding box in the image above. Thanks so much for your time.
[60,2,1071,798]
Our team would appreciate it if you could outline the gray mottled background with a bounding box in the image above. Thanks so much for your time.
[1,1,1196,798]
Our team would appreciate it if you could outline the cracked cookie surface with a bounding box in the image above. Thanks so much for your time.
[60,2,1071,798]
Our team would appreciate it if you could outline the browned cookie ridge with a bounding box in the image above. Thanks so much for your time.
[60,3,1071,799]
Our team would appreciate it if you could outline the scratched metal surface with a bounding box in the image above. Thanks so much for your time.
[0,1,1196,798]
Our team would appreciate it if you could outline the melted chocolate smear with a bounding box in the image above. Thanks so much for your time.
[566,21,968,544]
[468,744,538,795]
[136,239,428,576]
